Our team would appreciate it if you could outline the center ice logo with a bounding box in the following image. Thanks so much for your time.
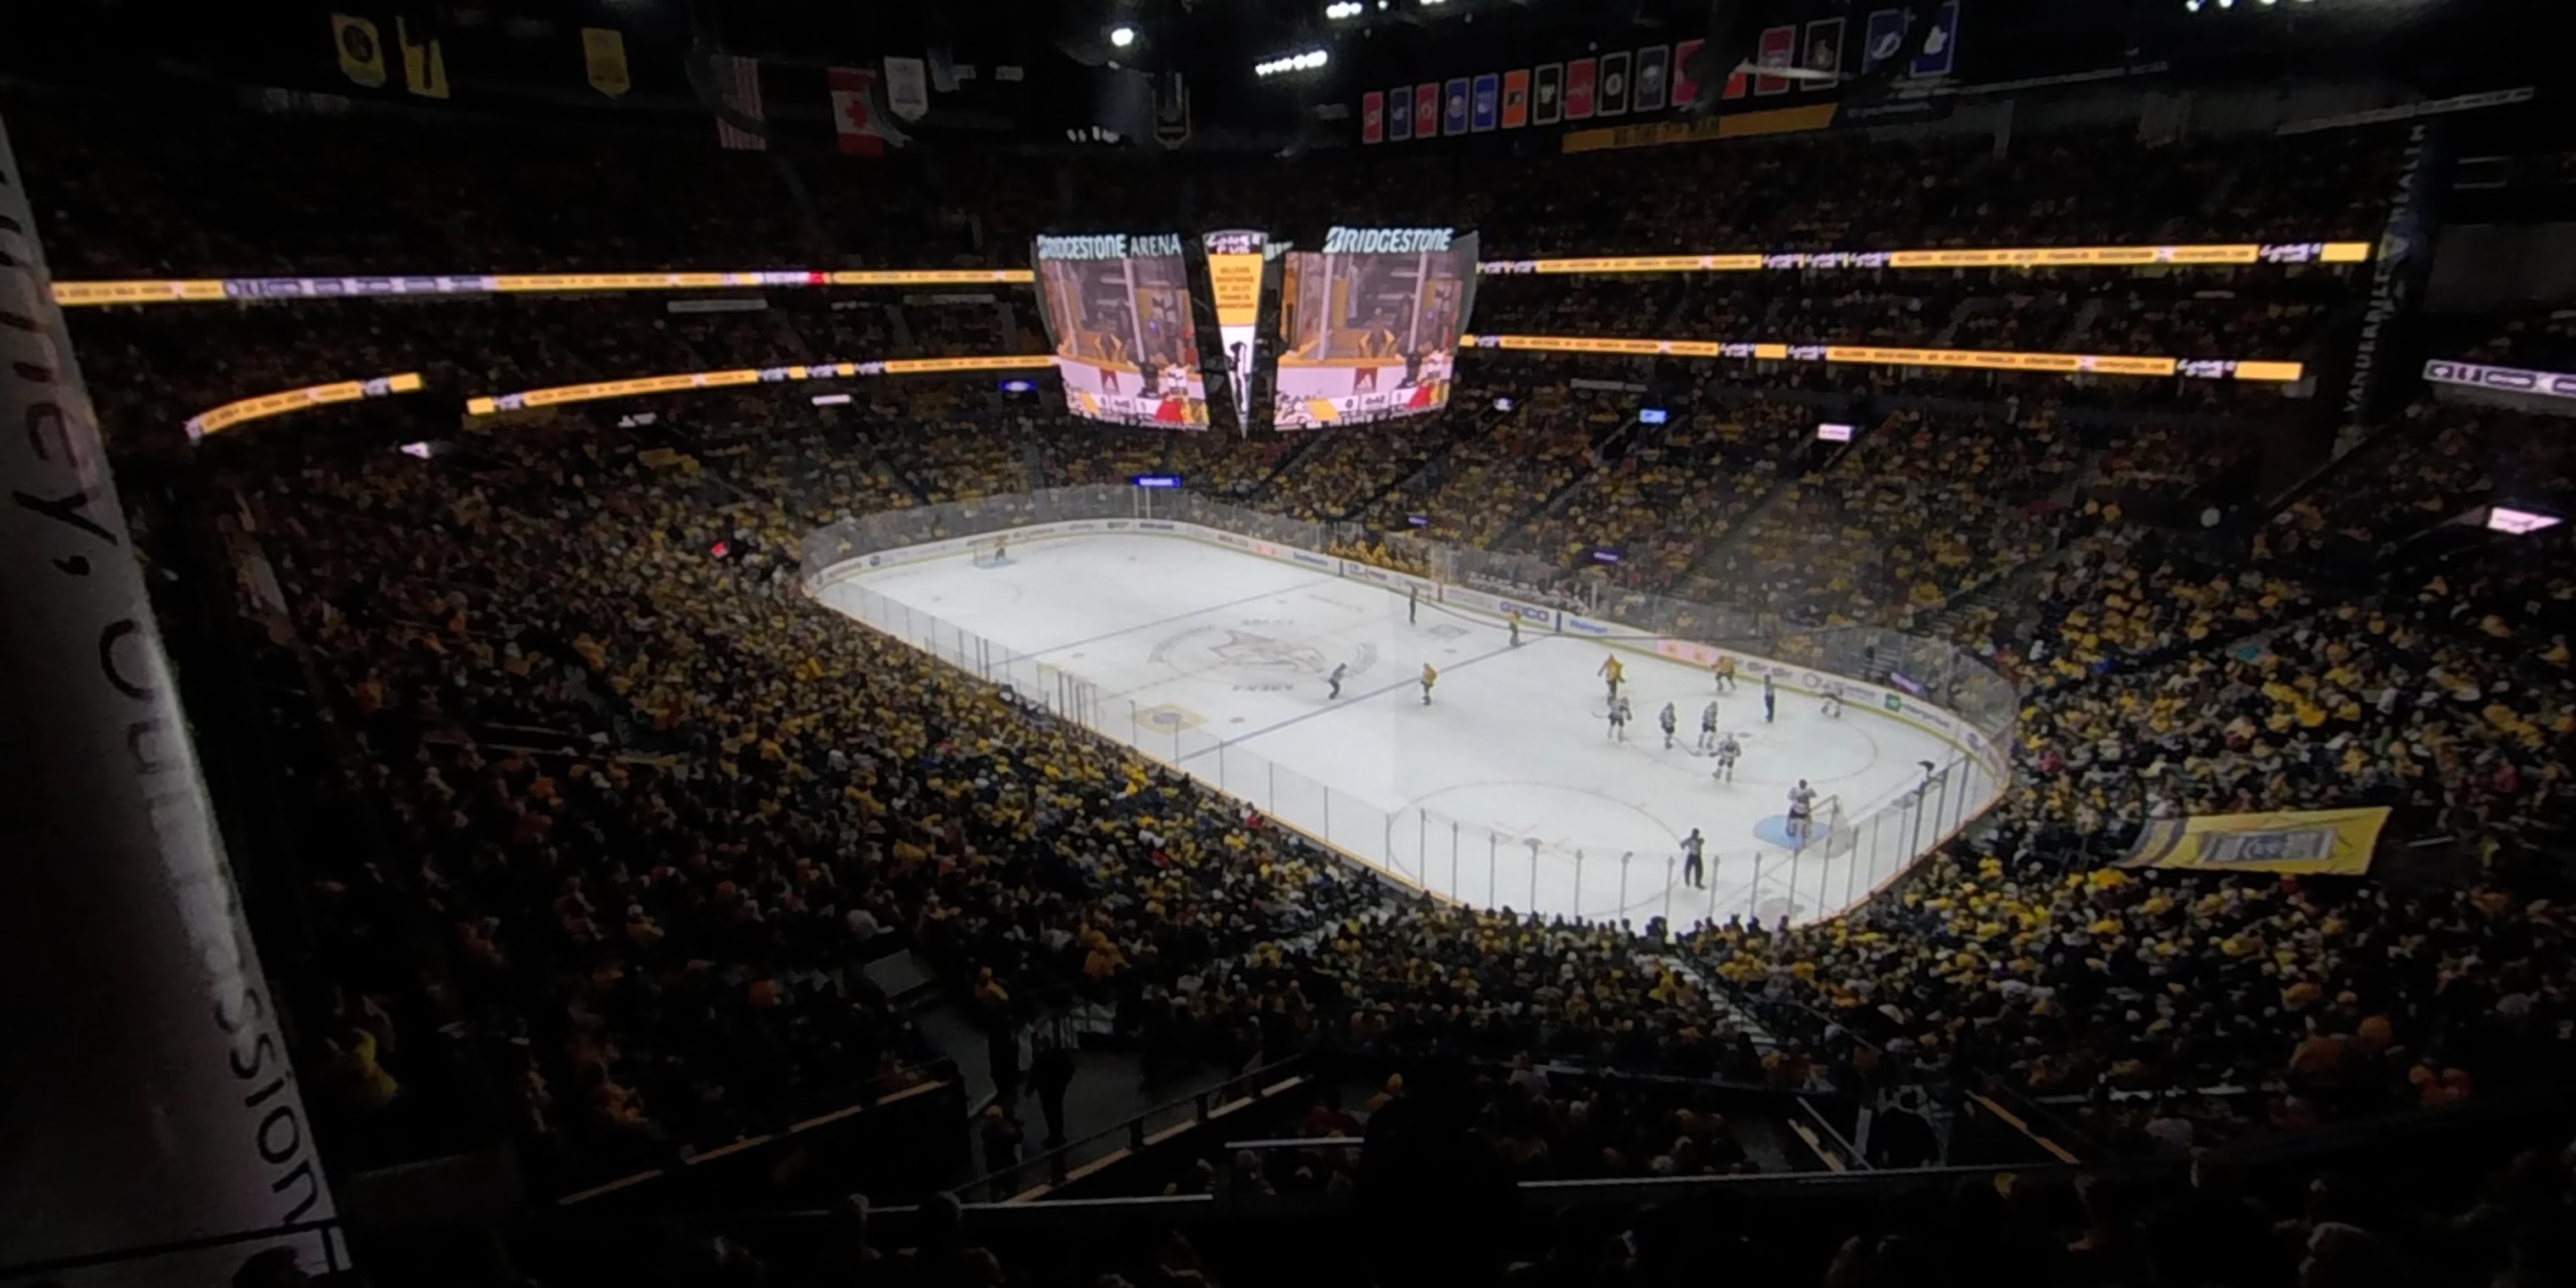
[1152,624,1374,692]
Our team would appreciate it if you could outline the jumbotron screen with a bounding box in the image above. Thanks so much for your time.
[1273,225,1479,430]
[1031,233,1209,429]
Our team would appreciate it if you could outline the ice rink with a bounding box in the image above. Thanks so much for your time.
[819,534,1995,926]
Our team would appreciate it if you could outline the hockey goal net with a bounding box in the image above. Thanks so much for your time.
[970,536,1012,568]
[1794,794,1855,854]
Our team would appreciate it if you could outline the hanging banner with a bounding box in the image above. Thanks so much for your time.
[2119,808,2389,876]
[1502,69,1531,127]
[581,27,630,97]
[330,14,386,88]
[1598,51,1631,117]
[2344,121,2448,423]
[884,56,930,121]
[1533,64,1564,125]
[397,17,449,100]
[716,53,767,150]
[1362,91,1385,144]
[1414,83,1441,138]
[1471,73,1500,131]
[1669,39,1703,108]
[1803,19,1845,92]
[1755,25,1796,96]
[1154,72,1191,147]
[1635,45,1670,112]
[1912,0,1963,76]
[1389,84,1414,140]
[1565,57,1597,119]
[1443,77,1471,135]
[1863,8,1907,74]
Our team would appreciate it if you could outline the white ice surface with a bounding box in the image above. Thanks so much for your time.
[821,534,1978,927]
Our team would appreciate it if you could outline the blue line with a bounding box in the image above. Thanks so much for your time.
[1008,571,1340,662]
[1175,636,1541,764]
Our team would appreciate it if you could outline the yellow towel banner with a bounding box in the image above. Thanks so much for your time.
[331,14,386,88]
[2118,807,2390,876]
[398,18,449,99]
[582,28,631,97]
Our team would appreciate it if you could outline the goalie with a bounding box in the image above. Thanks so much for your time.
[1820,682,1845,719]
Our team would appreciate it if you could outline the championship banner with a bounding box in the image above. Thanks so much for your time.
[330,13,386,88]
[1443,77,1471,135]
[1635,45,1670,111]
[1598,52,1631,117]
[1912,0,1962,77]
[1755,25,1796,96]
[1414,83,1441,138]
[1863,8,1908,75]
[397,17,449,100]
[582,27,630,97]
[1361,91,1385,143]
[1389,86,1414,140]
[2118,808,2390,876]
[1502,69,1530,127]
[884,56,930,121]
[1803,19,1845,92]
[1533,64,1564,125]
[1669,39,1703,109]
[1471,73,1500,131]
[1565,57,1596,119]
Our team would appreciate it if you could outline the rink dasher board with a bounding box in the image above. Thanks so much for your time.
[803,518,2007,780]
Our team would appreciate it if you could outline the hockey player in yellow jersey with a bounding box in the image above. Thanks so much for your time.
[1598,654,1624,703]
[1419,663,1438,705]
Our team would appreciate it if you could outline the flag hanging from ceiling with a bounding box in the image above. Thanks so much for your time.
[715,54,766,149]
[1413,83,1439,139]
[1565,58,1596,119]
[1361,91,1385,144]
[1389,85,1414,140]
[1804,19,1845,92]
[1669,40,1702,109]
[1501,69,1530,127]
[1635,45,1669,111]
[330,14,386,88]
[582,27,630,97]
[397,17,449,99]
[1442,77,1470,135]
[830,65,905,156]
[1532,64,1563,125]
[1471,73,1499,130]
[1597,51,1630,117]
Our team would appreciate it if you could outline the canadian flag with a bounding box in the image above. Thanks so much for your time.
[830,67,902,156]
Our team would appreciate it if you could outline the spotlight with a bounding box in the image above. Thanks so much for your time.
[1108,25,1136,48]
[1253,48,1330,76]
[1325,1,1363,17]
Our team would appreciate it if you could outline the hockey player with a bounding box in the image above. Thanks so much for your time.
[1820,682,1845,719]
[1787,778,1818,847]
[1697,700,1721,752]
[1327,662,1348,701]
[1658,701,1679,749]
[1710,734,1740,781]
[1599,654,1625,705]
[1607,694,1632,741]
[1507,613,1522,647]
[1408,586,1419,625]
[1419,663,1437,705]
[1680,828,1707,889]
[1762,672,1777,723]
[1713,655,1737,692]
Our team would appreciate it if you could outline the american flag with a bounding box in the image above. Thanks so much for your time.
[713,54,766,151]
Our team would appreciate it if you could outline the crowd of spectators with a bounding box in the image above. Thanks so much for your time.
[19,78,2576,1288]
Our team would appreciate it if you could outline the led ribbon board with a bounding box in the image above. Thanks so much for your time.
[186,372,425,441]
[462,355,1053,416]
